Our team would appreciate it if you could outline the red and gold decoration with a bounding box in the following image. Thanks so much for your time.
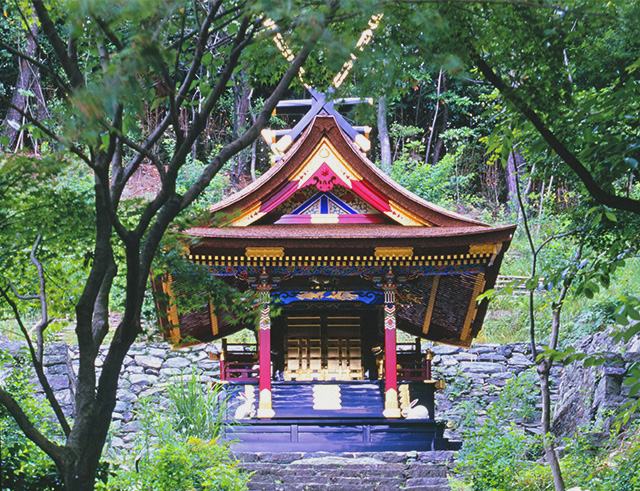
[382,271,401,418]
[256,270,275,418]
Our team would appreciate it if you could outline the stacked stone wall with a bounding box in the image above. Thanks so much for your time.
[2,331,637,450]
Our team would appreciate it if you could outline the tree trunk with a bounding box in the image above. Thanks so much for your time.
[230,72,252,189]
[537,269,574,491]
[425,69,443,165]
[506,150,522,213]
[377,95,391,173]
[431,75,448,166]
[2,22,48,151]
[538,362,565,491]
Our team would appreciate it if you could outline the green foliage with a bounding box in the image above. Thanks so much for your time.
[153,249,259,333]
[102,373,248,490]
[559,422,640,491]
[0,350,63,490]
[0,155,94,325]
[512,465,554,491]
[102,437,249,491]
[456,370,540,491]
[165,372,228,440]
[456,399,640,491]
[389,123,478,209]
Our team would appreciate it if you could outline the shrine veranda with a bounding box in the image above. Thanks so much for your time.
[151,92,515,451]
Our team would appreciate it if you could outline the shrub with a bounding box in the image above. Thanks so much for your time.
[561,421,640,491]
[103,437,250,491]
[102,372,248,490]
[166,372,228,440]
[513,464,554,491]
[0,350,63,490]
[455,370,541,491]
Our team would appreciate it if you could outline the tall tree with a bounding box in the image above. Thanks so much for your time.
[0,1,341,488]
[358,1,640,215]
[2,20,48,150]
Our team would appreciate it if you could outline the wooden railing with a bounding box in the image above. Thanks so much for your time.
[397,363,432,382]
[221,362,259,382]
[393,341,433,382]
[218,339,435,383]
[218,340,259,382]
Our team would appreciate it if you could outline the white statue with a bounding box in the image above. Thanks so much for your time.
[402,399,429,419]
[234,389,256,420]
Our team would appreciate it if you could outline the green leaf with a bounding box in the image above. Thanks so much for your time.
[604,210,617,222]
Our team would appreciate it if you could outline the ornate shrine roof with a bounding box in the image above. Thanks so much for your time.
[187,115,498,234]
[164,104,516,348]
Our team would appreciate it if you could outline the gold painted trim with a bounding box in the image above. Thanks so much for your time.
[386,200,430,226]
[399,384,410,412]
[229,202,265,227]
[245,247,285,258]
[460,272,486,342]
[374,247,414,258]
[310,214,339,224]
[208,301,219,336]
[312,384,342,410]
[190,252,494,268]
[257,388,275,418]
[469,243,499,256]
[422,276,440,335]
[383,388,401,418]
[291,137,364,184]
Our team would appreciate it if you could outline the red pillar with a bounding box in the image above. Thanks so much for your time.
[383,275,401,418]
[257,281,274,418]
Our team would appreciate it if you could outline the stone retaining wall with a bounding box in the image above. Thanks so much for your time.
[30,340,542,447]
[2,331,637,450]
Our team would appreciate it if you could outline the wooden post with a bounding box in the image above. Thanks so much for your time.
[382,271,401,418]
[257,273,275,418]
[425,349,433,381]
[220,339,227,381]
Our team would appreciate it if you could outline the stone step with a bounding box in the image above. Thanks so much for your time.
[236,450,455,464]
[237,452,452,491]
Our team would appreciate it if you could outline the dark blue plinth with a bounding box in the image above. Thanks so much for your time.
[225,417,457,452]
[223,381,459,452]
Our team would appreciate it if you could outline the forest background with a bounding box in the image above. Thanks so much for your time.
[0,1,639,490]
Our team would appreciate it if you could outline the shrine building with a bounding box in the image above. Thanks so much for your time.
[152,91,515,451]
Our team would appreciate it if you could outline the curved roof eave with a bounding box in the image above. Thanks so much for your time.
[206,115,500,229]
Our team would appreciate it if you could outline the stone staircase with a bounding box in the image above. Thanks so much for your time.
[236,451,453,491]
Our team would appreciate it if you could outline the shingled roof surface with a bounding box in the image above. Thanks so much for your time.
[189,115,501,232]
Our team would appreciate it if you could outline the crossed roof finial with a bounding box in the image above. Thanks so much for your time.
[262,13,384,157]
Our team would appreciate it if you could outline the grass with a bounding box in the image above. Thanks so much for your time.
[479,218,640,344]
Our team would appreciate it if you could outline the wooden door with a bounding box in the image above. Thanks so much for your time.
[284,313,363,380]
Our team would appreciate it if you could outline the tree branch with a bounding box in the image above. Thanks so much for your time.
[512,149,538,361]
[175,0,223,106]
[471,51,640,215]
[0,387,67,467]
[31,0,84,88]
[91,251,117,347]
[93,16,124,51]
[29,235,49,363]
[0,283,71,435]
[2,100,92,165]
[0,38,70,93]
[138,7,334,279]
[132,16,255,239]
